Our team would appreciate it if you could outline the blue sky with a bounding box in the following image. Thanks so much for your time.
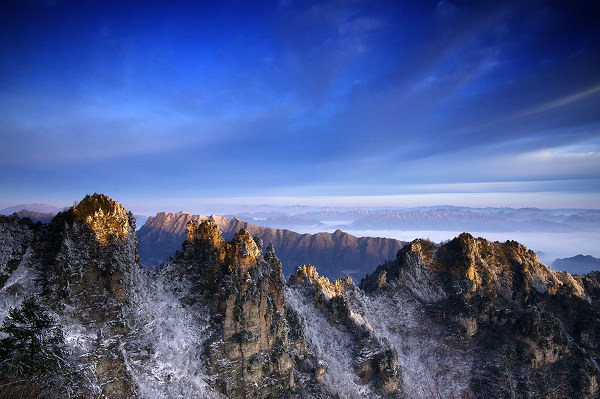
[1,0,599,213]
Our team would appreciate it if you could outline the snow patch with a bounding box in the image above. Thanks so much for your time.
[286,286,381,399]
[122,267,225,399]
[355,288,474,399]
[0,246,38,322]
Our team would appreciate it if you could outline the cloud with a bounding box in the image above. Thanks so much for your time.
[487,83,600,126]
[1,0,599,208]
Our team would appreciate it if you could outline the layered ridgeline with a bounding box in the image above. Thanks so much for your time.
[0,194,599,398]
[137,211,406,280]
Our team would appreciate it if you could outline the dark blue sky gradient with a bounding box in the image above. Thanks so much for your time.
[1,0,599,212]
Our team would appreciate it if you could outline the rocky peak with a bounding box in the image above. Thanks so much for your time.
[228,228,261,270]
[42,193,139,398]
[186,218,224,246]
[73,193,133,246]
[289,265,353,301]
[364,233,584,305]
[396,237,437,266]
[168,221,295,398]
[288,265,401,396]
[184,219,227,264]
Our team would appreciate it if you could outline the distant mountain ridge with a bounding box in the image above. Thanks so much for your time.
[552,255,600,275]
[260,208,600,232]
[0,203,64,215]
[137,211,406,279]
[15,209,55,224]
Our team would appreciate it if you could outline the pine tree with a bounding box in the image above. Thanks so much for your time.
[0,296,68,377]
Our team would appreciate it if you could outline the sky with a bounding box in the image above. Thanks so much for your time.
[1,0,599,214]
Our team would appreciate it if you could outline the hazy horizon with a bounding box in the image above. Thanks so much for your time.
[3,198,599,271]
[3,195,600,217]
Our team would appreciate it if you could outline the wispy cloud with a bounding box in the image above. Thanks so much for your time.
[1,0,599,208]
[490,83,600,125]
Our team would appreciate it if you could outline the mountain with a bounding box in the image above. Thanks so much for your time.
[552,254,600,274]
[0,194,139,397]
[14,209,55,224]
[0,203,64,215]
[223,212,325,230]
[1,194,599,398]
[357,234,600,397]
[137,211,406,280]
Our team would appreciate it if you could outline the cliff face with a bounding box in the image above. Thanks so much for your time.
[0,215,35,289]
[288,265,401,397]
[361,233,600,398]
[165,220,295,398]
[42,194,139,397]
[46,194,138,302]
[137,211,406,279]
[0,194,141,398]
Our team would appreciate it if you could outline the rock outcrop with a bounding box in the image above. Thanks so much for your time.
[165,220,296,398]
[2,195,600,399]
[41,193,139,398]
[361,233,600,398]
[288,265,401,398]
[0,215,36,289]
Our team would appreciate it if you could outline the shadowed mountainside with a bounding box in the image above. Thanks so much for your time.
[137,212,406,280]
[15,209,55,224]
[552,255,600,275]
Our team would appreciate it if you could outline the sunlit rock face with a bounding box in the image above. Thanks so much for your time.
[361,233,600,398]
[45,193,138,308]
[72,193,133,246]
[169,220,295,398]
[41,193,139,398]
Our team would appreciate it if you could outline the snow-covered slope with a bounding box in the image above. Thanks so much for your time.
[123,267,224,398]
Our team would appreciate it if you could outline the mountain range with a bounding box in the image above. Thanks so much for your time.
[231,208,600,233]
[5,203,600,276]
[0,203,65,215]
[137,211,406,280]
[0,194,599,398]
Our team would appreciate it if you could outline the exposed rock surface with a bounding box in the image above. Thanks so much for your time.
[361,233,600,398]
[163,220,296,398]
[41,193,140,398]
[137,211,406,279]
[0,215,35,289]
[0,194,140,398]
[288,265,401,397]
